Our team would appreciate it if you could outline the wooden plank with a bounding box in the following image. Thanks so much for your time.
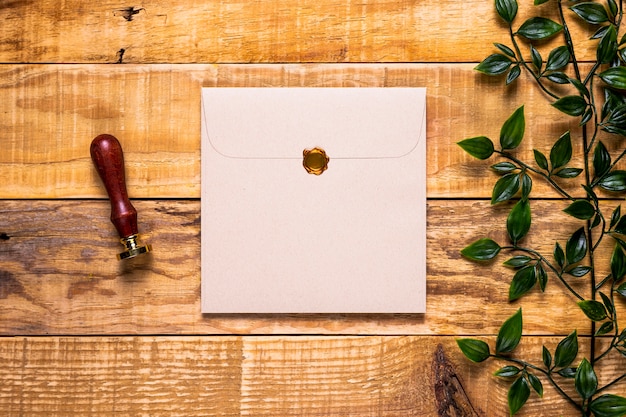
[1,199,618,336]
[2,335,618,416]
[0,0,598,64]
[0,63,595,200]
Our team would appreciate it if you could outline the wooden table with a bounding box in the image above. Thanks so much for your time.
[1,1,624,415]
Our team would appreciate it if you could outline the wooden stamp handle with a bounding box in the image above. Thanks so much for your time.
[90,134,138,239]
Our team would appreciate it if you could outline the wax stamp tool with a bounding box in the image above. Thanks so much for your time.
[90,134,152,260]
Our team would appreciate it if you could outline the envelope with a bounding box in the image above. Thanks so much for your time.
[201,87,426,313]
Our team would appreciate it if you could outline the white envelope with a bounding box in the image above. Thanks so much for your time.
[201,87,426,313]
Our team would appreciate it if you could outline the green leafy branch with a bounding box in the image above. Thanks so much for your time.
[457,0,626,415]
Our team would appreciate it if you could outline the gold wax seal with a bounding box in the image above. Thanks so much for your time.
[302,147,329,175]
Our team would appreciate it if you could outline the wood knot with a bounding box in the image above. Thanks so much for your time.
[432,344,482,417]
[114,7,145,21]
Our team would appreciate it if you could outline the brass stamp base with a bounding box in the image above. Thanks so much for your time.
[118,234,152,260]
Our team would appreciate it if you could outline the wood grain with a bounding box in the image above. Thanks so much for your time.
[0,63,604,200]
[2,199,622,336]
[0,0,600,64]
[2,335,619,416]
[3,0,625,414]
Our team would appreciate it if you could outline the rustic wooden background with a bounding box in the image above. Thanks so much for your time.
[1,0,625,415]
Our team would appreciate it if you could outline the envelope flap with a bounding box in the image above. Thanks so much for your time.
[202,87,426,159]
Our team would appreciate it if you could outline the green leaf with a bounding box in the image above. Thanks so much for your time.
[527,373,543,397]
[494,365,522,377]
[500,106,525,150]
[554,330,578,368]
[566,265,592,277]
[603,89,626,120]
[547,72,569,84]
[492,173,521,204]
[492,162,518,173]
[592,214,602,229]
[599,171,626,192]
[552,95,587,116]
[521,173,532,199]
[542,346,552,369]
[594,141,611,179]
[578,300,608,321]
[545,45,570,71]
[536,262,548,291]
[570,3,610,24]
[530,45,542,73]
[595,321,614,336]
[557,367,577,378]
[507,199,531,244]
[508,376,531,415]
[566,227,587,264]
[605,103,626,130]
[550,131,572,170]
[608,0,618,18]
[570,78,591,99]
[590,394,626,417]
[506,65,521,85]
[554,167,583,178]
[614,215,626,234]
[457,338,491,362]
[517,17,563,40]
[615,236,626,252]
[533,149,549,170]
[574,358,597,400]
[583,184,599,207]
[476,54,513,75]
[593,25,611,40]
[611,244,626,281]
[503,255,533,268]
[597,25,618,64]
[600,66,626,89]
[534,0,551,4]
[602,124,626,137]
[580,107,593,126]
[564,200,595,220]
[496,0,518,23]
[509,265,537,301]
[495,42,516,58]
[496,308,523,354]
[601,291,615,317]
[461,238,501,261]
[610,205,621,229]
[458,136,495,160]
[554,242,565,268]
[617,282,626,297]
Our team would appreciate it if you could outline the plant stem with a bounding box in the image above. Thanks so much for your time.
[495,151,573,200]
[596,280,623,364]
[596,373,626,394]
[494,355,582,410]
[558,0,598,365]
[594,334,617,363]
[507,26,559,100]
[593,148,626,188]
[505,246,585,301]
[558,0,581,82]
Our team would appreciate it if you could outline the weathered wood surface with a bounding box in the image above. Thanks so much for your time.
[0,0,599,64]
[2,199,621,336]
[2,0,625,415]
[3,335,621,417]
[0,63,605,200]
